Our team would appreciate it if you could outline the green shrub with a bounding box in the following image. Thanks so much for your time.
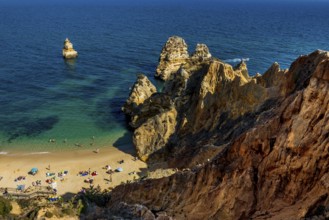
[17,199,30,210]
[0,197,12,216]
[62,207,74,216]
[45,211,53,218]
[76,199,85,215]
[27,207,40,219]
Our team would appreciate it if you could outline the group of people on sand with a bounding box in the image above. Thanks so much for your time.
[14,176,26,182]
[79,169,98,185]
[32,180,41,186]
[2,155,141,197]
[46,177,56,184]
[84,178,94,184]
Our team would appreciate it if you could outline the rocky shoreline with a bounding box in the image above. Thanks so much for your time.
[109,36,329,219]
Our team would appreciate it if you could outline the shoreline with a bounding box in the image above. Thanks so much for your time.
[0,146,147,197]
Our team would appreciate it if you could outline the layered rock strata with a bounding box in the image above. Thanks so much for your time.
[119,35,329,219]
[155,36,189,81]
[62,38,78,59]
[191,43,212,61]
[122,74,157,122]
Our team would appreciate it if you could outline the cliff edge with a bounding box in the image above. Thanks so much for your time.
[117,36,329,219]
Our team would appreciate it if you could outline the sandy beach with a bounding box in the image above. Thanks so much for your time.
[0,146,147,197]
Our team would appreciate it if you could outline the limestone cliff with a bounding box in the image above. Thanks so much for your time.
[119,36,329,219]
[133,105,177,161]
[122,74,157,123]
[191,43,212,61]
[155,36,189,81]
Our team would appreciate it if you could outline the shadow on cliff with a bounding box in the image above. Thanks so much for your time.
[161,97,281,168]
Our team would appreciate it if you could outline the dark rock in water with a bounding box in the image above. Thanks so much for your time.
[92,97,127,131]
[116,37,329,219]
[6,116,59,142]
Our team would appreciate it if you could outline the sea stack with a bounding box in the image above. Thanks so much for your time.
[62,38,78,59]
[155,36,189,81]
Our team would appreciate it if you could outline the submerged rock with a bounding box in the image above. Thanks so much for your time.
[62,38,78,59]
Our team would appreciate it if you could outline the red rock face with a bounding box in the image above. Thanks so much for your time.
[115,49,329,219]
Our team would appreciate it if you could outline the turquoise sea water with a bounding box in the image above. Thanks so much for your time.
[0,2,328,152]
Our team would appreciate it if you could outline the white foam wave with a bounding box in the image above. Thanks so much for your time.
[24,152,50,155]
[0,151,8,155]
[224,58,250,63]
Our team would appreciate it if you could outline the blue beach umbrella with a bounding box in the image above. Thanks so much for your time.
[31,168,38,173]
[17,184,25,191]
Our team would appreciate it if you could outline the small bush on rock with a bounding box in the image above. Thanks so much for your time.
[0,197,12,217]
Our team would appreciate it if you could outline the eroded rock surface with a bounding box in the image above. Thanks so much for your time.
[122,74,157,118]
[191,43,212,61]
[120,38,329,219]
[133,105,177,161]
[155,36,189,81]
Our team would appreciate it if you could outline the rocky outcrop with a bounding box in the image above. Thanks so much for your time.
[126,37,282,161]
[119,40,329,219]
[122,74,157,120]
[191,43,212,61]
[133,105,177,161]
[184,60,268,134]
[155,36,189,81]
[155,36,214,81]
[122,74,176,161]
[62,38,78,59]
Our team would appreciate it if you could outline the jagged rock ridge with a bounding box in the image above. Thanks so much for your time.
[155,36,212,81]
[119,36,329,219]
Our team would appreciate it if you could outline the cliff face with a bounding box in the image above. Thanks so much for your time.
[124,36,286,162]
[119,36,329,219]
[122,74,157,127]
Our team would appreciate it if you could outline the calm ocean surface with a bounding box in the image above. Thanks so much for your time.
[0,2,328,152]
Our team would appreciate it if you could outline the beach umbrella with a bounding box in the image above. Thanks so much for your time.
[31,168,38,173]
[17,184,25,191]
